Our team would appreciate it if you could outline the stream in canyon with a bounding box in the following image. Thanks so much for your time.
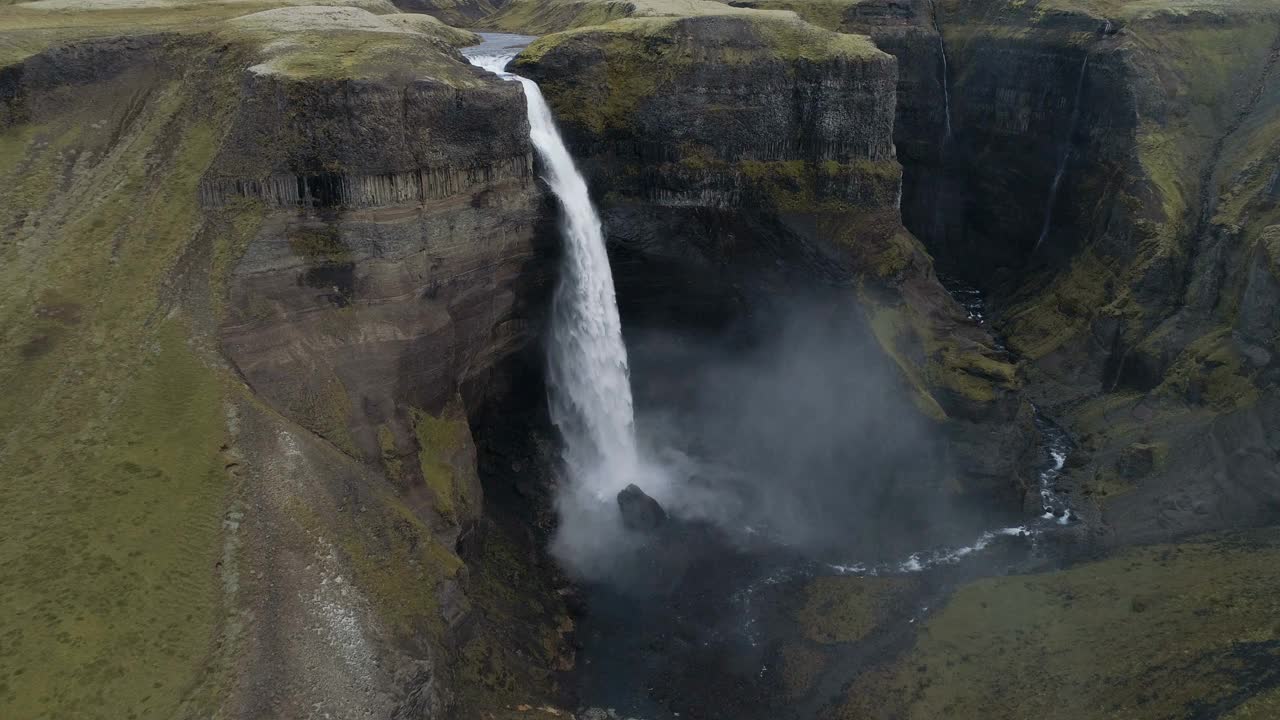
[468,33,1080,719]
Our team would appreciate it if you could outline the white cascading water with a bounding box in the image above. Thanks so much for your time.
[938,35,953,140]
[1034,54,1090,254]
[466,40,649,572]
[930,1,952,141]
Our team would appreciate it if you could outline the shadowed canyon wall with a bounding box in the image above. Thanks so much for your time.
[0,17,574,718]
[739,0,1280,547]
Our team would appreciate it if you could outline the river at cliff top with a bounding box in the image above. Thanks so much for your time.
[464,31,538,58]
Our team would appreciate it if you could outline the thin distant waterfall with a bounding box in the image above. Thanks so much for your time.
[931,1,953,142]
[1034,54,1090,254]
[466,44,641,541]
[939,35,953,140]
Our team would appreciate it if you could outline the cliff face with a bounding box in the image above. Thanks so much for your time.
[0,7,571,719]
[211,41,572,720]
[739,0,1280,548]
[921,0,1280,547]
[212,55,546,516]
[731,0,955,263]
[516,12,1037,531]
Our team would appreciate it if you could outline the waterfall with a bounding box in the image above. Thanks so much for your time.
[937,32,953,141]
[931,2,953,142]
[1034,54,1090,254]
[929,2,953,248]
[939,35,953,140]
[466,39,645,560]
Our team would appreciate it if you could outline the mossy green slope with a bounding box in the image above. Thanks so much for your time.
[221,6,481,80]
[0,0,402,65]
[0,39,245,719]
[1,3,568,716]
[838,531,1280,719]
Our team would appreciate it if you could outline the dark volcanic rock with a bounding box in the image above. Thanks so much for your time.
[617,483,668,531]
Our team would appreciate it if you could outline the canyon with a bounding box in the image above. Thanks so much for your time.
[1,0,1279,719]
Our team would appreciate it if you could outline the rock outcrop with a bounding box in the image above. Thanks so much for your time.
[617,483,667,531]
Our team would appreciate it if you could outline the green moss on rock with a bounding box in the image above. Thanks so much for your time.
[1004,249,1123,361]
[778,641,828,698]
[0,47,241,716]
[482,0,634,34]
[450,521,572,712]
[288,223,352,264]
[1156,329,1261,411]
[377,423,404,482]
[412,395,481,525]
[223,7,481,81]
[867,295,1021,423]
[337,490,465,638]
[868,305,950,421]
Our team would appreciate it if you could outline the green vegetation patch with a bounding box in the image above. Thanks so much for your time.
[0,2,483,83]
[451,521,571,711]
[868,304,950,421]
[0,0,404,66]
[0,40,248,720]
[288,223,352,264]
[1003,248,1124,360]
[839,531,1280,719]
[867,297,1020,422]
[1155,328,1261,411]
[336,490,464,638]
[797,575,918,645]
[726,0,855,33]
[208,200,266,322]
[778,641,828,698]
[412,396,480,525]
[0,319,228,720]
[740,158,900,213]
[221,7,481,82]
